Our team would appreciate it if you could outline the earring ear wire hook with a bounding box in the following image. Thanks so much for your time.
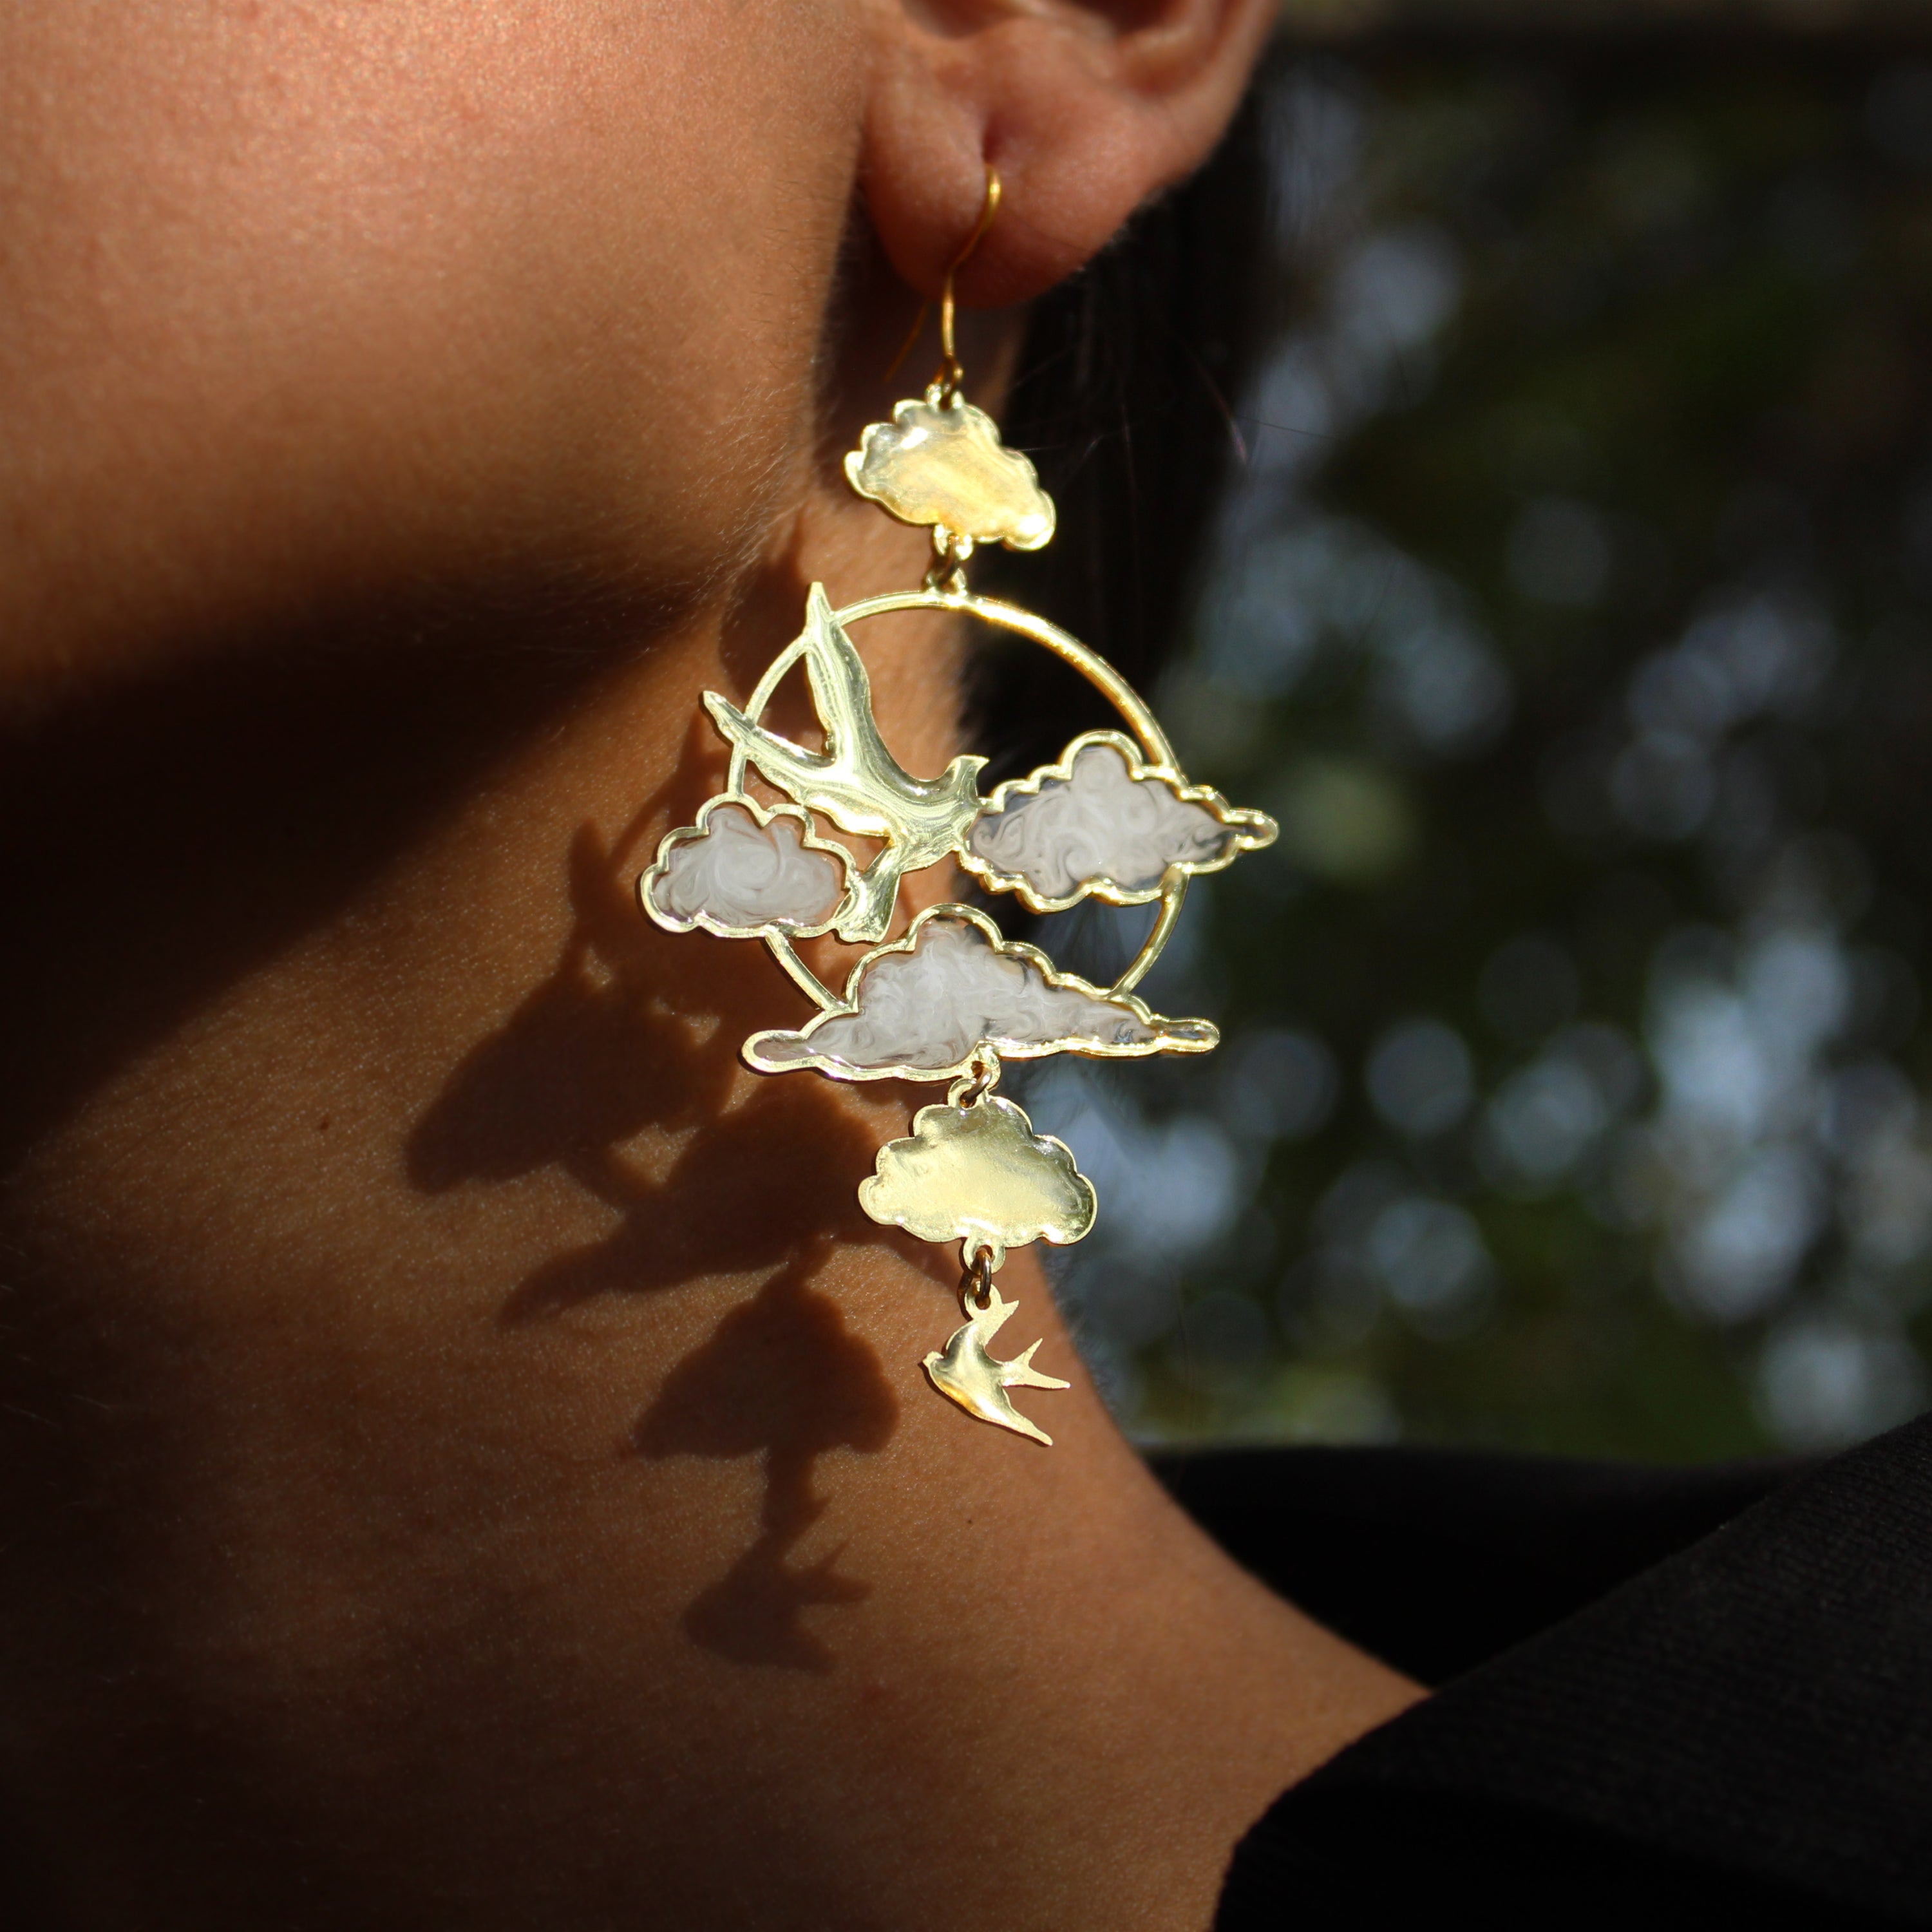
[884,164,1003,399]
[936,166,1001,399]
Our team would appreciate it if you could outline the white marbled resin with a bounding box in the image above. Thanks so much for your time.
[649,803,845,933]
[752,915,1184,1074]
[968,739,1235,901]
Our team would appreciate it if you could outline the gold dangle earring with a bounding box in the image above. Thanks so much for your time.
[640,168,1277,1446]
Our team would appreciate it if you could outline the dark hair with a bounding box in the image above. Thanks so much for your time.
[973,72,1275,784]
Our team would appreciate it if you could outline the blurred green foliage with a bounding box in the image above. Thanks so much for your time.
[1028,35,1932,1459]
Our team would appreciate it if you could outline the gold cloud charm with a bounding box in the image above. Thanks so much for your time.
[858,1092,1097,1271]
[844,398,1056,553]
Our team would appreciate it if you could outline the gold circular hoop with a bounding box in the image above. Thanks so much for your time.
[730,588,1190,1013]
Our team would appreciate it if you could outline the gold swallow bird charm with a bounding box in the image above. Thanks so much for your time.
[703,585,987,943]
[923,1283,1071,1446]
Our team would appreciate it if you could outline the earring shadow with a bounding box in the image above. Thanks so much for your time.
[406,754,925,1671]
[631,1239,896,1672]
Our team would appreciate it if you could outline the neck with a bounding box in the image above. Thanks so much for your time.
[0,472,1416,1931]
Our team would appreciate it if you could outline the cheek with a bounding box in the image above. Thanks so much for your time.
[0,1,864,682]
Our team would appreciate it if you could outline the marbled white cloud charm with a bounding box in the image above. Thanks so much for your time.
[963,731,1277,913]
[641,795,849,938]
[743,906,1215,1081]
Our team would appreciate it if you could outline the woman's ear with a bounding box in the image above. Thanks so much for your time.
[861,0,1276,309]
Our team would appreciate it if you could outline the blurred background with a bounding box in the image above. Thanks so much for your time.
[1009,0,1932,1459]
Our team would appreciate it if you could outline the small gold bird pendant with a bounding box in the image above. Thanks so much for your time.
[925,1269,1072,1448]
[638,175,1277,1445]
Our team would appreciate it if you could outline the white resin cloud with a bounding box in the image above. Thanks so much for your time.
[963,732,1276,912]
[744,905,1217,1081]
[641,796,849,938]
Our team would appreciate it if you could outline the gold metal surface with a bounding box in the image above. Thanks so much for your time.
[858,1090,1096,1270]
[704,585,986,944]
[888,167,1003,401]
[844,396,1056,553]
[764,932,841,1012]
[938,168,1001,398]
[923,1280,1070,1447]
[851,169,1054,555]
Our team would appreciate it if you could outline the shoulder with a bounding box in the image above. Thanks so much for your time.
[1155,1426,1932,1927]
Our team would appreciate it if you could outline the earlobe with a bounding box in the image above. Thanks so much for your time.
[860,0,1274,311]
